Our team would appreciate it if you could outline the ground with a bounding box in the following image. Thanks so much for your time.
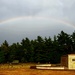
[0,63,75,75]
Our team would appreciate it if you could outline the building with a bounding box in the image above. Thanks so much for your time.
[31,54,75,70]
[61,54,75,69]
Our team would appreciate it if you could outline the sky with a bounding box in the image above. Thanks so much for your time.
[0,0,75,44]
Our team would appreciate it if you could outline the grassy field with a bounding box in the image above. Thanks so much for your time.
[0,63,75,75]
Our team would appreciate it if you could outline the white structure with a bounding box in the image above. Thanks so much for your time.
[68,54,75,69]
[61,54,75,70]
[36,64,65,70]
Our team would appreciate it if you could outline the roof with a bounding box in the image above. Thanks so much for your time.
[68,54,75,55]
[61,54,75,57]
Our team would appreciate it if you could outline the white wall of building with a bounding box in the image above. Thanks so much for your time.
[68,54,75,69]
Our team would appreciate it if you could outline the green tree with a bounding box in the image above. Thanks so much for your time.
[9,43,17,62]
[0,40,9,63]
[51,35,61,63]
[34,36,46,63]
[57,31,72,55]
[0,47,5,63]
[21,37,34,62]
[44,37,53,63]
[71,31,75,53]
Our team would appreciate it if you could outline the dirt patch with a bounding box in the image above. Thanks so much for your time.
[0,68,75,75]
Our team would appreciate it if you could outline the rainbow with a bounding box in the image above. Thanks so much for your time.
[0,16,75,28]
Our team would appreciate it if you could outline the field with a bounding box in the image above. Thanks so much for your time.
[0,63,75,75]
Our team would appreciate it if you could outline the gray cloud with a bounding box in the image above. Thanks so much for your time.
[0,0,75,22]
[0,18,75,44]
[0,0,75,24]
[0,0,45,20]
[61,0,75,23]
[0,0,75,44]
[0,0,64,20]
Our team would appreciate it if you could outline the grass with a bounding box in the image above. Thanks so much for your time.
[0,63,75,75]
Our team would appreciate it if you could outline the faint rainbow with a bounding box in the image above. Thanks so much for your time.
[0,16,75,28]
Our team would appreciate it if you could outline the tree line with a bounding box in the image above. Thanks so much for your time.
[0,31,75,64]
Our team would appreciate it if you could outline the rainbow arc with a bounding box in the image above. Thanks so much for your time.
[0,16,75,28]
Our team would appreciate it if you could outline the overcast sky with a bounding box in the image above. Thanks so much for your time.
[0,0,75,22]
[0,0,75,44]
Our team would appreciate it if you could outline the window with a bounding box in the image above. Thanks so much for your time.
[72,59,75,61]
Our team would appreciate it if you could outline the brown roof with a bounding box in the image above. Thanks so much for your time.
[62,54,75,57]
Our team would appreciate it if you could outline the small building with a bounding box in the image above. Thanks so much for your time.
[31,54,75,70]
[11,60,19,64]
[61,54,75,70]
